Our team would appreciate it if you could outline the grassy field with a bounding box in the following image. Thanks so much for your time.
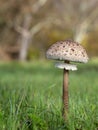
[0,60,98,130]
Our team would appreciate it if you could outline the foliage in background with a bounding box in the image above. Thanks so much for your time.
[0,0,98,60]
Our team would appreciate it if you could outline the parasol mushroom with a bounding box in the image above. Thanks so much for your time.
[46,39,89,120]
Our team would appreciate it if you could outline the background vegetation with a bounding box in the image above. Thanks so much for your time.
[0,0,98,61]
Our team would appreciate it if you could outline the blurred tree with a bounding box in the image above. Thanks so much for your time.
[15,0,50,61]
[53,0,98,43]
[73,0,98,43]
[0,0,98,60]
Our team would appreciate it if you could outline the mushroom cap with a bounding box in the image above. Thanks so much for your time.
[46,40,89,63]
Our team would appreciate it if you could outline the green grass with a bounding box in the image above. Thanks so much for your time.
[0,60,97,130]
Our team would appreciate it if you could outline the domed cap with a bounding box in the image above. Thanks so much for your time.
[46,40,89,63]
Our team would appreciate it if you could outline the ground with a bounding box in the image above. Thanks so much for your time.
[0,59,98,130]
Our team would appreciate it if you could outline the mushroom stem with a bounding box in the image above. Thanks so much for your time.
[62,62,69,120]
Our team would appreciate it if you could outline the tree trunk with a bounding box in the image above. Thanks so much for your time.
[19,15,31,61]
[74,21,88,43]
[19,32,31,61]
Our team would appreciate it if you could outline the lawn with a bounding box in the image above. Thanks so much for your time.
[0,60,98,130]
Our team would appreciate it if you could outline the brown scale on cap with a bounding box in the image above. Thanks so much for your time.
[46,40,89,63]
